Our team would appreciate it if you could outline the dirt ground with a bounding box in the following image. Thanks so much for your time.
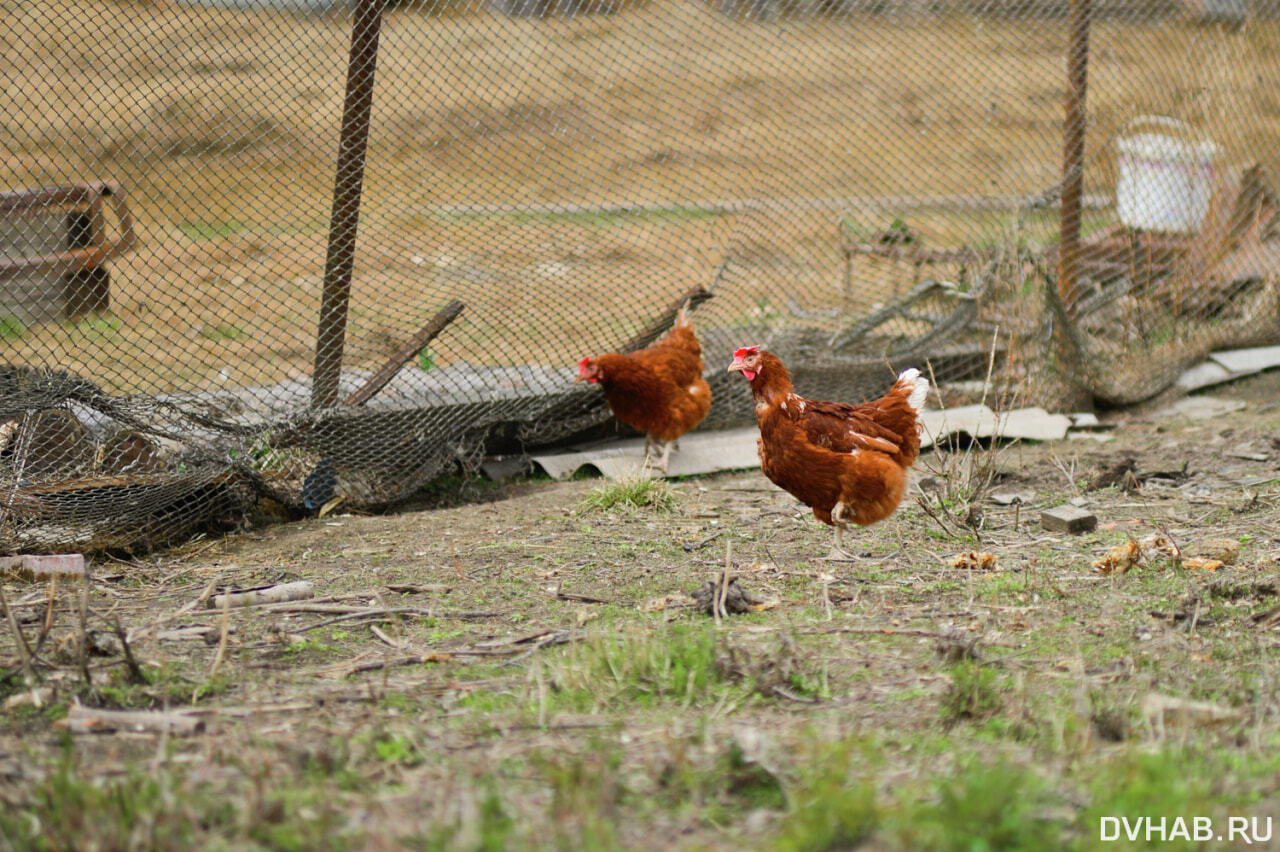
[4,371,1280,849]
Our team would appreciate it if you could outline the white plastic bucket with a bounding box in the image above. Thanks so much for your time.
[1115,116,1220,233]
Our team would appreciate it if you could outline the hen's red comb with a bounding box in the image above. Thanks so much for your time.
[578,356,591,368]
[732,345,760,359]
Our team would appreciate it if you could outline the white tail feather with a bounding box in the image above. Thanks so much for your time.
[897,367,929,414]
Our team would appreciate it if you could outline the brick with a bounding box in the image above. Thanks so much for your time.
[0,553,86,579]
[1040,505,1097,534]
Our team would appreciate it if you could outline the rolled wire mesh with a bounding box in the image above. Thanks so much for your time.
[2,0,1278,551]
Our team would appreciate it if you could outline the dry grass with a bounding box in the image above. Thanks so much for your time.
[4,1,1280,393]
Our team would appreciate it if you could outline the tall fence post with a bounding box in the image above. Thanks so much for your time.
[1059,0,1091,313]
[311,0,386,410]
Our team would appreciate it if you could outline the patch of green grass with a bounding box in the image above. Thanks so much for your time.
[420,781,516,851]
[543,622,731,713]
[773,739,880,852]
[886,757,1062,851]
[0,744,360,851]
[580,472,676,513]
[283,638,339,658]
[939,660,1004,727]
[73,313,122,339]
[200,323,246,341]
[537,740,625,851]
[648,734,787,829]
[369,732,422,767]
[181,674,232,704]
[0,316,27,340]
[1073,748,1280,851]
[179,219,249,240]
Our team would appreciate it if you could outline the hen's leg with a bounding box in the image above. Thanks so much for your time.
[826,501,855,560]
[641,435,657,472]
[640,436,673,475]
[656,439,673,475]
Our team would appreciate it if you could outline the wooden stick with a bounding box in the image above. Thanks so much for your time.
[112,618,148,684]
[0,587,40,699]
[343,299,465,406]
[616,285,713,354]
[58,706,206,736]
[555,589,617,605]
[77,579,92,686]
[207,592,231,683]
[209,581,314,609]
[346,652,454,674]
[34,577,56,655]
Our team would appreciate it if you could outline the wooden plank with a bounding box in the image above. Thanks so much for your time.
[343,299,465,406]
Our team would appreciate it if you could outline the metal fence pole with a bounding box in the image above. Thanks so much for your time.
[311,0,386,410]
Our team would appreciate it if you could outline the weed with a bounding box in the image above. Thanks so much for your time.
[773,739,879,852]
[939,660,1003,726]
[544,622,732,712]
[370,732,421,767]
[914,340,1017,540]
[579,472,676,513]
[416,345,435,371]
[886,758,1062,850]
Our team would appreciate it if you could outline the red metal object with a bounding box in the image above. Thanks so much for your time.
[0,180,137,284]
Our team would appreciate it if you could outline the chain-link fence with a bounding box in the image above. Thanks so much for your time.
[3,0,1279,552]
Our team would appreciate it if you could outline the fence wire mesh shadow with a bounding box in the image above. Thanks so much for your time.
[3,0,1280,552]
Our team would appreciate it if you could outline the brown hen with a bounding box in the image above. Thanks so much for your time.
[577,308,712,473]
[728,345,928,557]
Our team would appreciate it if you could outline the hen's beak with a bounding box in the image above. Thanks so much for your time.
[726,356,745,374]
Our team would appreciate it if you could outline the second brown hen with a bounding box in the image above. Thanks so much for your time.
[577,308,712,473]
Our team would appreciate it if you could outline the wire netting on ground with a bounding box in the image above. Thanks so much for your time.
[2,0,1279,552]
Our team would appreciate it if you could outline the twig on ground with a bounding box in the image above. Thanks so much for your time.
[112,618,148,684]
[209,581,314,609]
[555,588,619,605]
[345,652,454,674]
[914,495,964,538]
[294,607,500,634]
[683,531,723,552]
[206,592,232,684]
[58,705,205,736]
[772,685,819,703]
[77,579,91,686]
[370,624,405,649]
[34,577,56,655]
